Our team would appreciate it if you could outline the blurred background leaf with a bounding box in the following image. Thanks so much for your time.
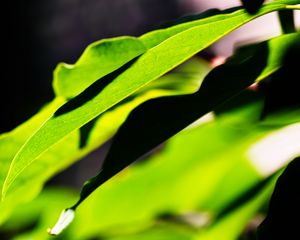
[2,87,300,239]
[0,1,299,239]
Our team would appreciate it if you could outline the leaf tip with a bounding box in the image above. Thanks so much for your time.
[48,209,75,236]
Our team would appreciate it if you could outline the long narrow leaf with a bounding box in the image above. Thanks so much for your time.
[0,60,207,220]
[2,2,298,199]
[72,33,299,208]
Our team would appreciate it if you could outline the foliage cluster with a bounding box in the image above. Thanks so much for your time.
[0,0,299,239]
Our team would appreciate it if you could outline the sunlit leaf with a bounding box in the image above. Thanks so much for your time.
[0,99,64,224]
[0,59,208,224]
[73,33,299,208]
[8,90,300,240]
[53,37,146,99]
[2,2,297,199]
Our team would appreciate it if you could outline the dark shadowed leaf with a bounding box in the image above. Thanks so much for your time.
[241,0,266,14]
[257,157,300,239]
[260,38,300,119]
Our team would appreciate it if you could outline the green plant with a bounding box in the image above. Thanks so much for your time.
[0,0,300,239]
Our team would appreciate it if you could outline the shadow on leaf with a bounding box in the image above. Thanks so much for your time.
[54,58,139,117]
[71,41,270,208]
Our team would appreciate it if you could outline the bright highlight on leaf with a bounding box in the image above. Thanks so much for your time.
[47,208,75,236]
[248,122,300,176]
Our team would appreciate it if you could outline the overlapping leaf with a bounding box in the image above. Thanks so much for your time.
[0,59,208,225]
[3,1,299,198]
[72,33,300,208]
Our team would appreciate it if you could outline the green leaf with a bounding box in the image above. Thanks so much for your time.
[10,91,299,239]
[53,7,235,99]
[0,187,76,232]
[255,32,299,82]
[53,9,217,99]
[106,227,194,240]
[196,177,276,240]
[72,33,299,208]
[53,37,147,99]
[139,0,299,49]
[3,2,297,199]
[0,59,208,221]
[2,94,258,238]
[0,99,64,224]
